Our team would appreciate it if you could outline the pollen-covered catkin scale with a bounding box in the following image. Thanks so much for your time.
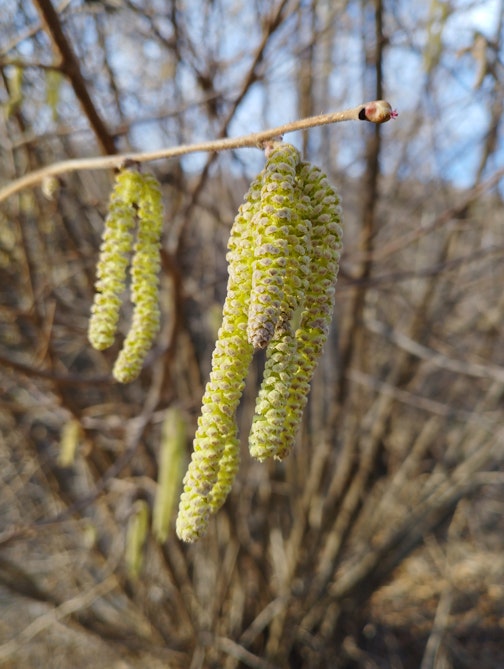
[247,143,301,349]
[208,436,240,513]
[248,174,313,460]
[248,321,297,460]
[152,407,186,543]
[113,173,164,383]
[176,174,263,542]
[274,162,342,460]
[88,169,142,351]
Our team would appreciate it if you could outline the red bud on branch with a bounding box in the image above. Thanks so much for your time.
[359,100,398,123]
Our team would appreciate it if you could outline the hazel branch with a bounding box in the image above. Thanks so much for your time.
[0,100,397,204]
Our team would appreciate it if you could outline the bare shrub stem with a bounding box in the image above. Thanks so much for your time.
[0,101,395,203]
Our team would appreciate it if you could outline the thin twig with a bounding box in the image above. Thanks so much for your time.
[365,316,504,384]
[0,100,396,203]
[32,0,117,154]
[0,576,117,662]
[0,58,64,71]
[369,166,504,262]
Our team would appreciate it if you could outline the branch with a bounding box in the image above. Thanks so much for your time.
[0,100,397,204]
[0,58,64,71]
[32,0,117,155]
[365,316,504,384]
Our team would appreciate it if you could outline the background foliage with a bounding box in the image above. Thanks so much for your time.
[1,1,503,667]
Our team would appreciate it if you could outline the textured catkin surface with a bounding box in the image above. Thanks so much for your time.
[88,169,164,383]
[176,174,263,542]
[249,160,342,461]
[176,147,343,541]
[113,174,163,383]
[247,143,301,349]
[275,161,342,460]
[88,170,140,351]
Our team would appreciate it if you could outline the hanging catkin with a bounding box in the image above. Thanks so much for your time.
[176,173,263,542]
[176,148,343,541]
[88,168,164,383]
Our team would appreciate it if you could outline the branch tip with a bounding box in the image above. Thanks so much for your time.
[361,100,398,124]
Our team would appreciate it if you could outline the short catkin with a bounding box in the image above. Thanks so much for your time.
[152,407,186,543]
[88,170,141,351]
[88,168,164,383]
[113,174,164,383]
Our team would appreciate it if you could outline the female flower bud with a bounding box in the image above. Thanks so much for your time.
[360,100,398,123]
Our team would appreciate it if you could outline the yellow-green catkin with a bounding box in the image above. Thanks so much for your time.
[152,407,186,543]
[88,170,141,351]
[125,499,149,579]
[274,161,342,460]
[247,143,301,349]
[208,436,240,513]
[113,173,164,383]
[57,417,81,467]
[248,167,313,460]
[176,174,263,543]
